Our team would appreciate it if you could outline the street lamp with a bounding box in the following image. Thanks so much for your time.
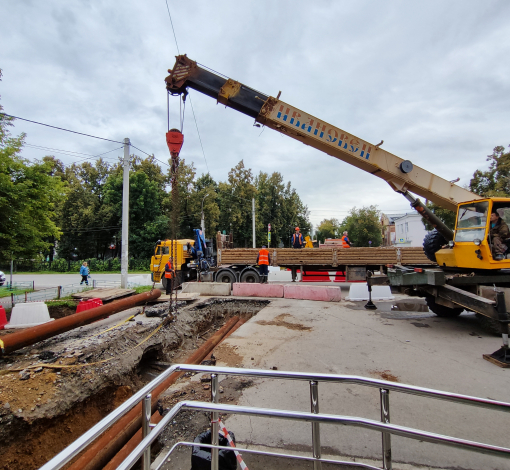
[201,192,210,237]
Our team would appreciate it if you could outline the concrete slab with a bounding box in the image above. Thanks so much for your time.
[181,282,231,296]
[6,302,55,329]
[211,298,509,470]
[268,267,293,282]
[232,283,284,298]
[154,292,200,302]
[283,284,341,301]
[346,283,394,301]
[72,288,135,301]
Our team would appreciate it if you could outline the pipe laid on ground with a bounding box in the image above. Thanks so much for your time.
[68,315,240,470]
[0,290,162,355]
[102,315,247,470]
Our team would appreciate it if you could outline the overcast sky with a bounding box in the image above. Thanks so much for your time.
[2,0,510,227]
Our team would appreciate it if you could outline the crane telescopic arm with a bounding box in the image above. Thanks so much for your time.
[166,55,480,239]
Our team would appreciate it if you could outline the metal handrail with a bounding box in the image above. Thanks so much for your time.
[40,364,510,470]
[117,401,510,470]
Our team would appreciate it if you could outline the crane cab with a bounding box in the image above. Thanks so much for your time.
[435,198,510,270]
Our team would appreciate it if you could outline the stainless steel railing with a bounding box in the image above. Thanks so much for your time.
[40,364,510,470]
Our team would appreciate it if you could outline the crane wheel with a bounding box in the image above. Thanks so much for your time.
[425,295,463,317]
[423,229,447,262]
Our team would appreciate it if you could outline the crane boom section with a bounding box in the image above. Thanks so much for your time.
[166,56,479,212]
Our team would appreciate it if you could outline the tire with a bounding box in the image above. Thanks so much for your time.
[240,269,260,283]
[425,295,463,317]
[423,229,447,263]
[475,314,502,336]
[216,269,236,284]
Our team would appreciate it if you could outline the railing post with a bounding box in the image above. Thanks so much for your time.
[211,373,219,470]
[142,393,152,470]
[380,388,392,470]
[310,380,322,470]
[57,286,61,300]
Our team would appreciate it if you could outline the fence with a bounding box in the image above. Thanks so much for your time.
[0,277,152,310]
[40,364,510,470]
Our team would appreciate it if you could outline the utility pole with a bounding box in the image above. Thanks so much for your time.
[201,192,209,237]
[252,198,256,248]
[121,138,130,289]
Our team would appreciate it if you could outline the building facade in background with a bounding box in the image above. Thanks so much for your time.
[381,212,429,247]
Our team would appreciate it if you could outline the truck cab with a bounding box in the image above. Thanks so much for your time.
[150,239,195,285]
[435,198,510,269]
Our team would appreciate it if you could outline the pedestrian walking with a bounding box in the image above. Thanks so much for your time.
[80,262,90,285]
[292,227,304,249]
[256,245,271,284]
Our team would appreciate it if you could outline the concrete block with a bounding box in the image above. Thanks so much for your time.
[181,282,231,296]
[268,267,292,282]
[283,285,342,302]
[232,283,284,298]
[6,302,55,329]
[345,283,394,301]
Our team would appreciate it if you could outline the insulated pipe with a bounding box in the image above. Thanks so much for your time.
[0,290,162,355]
[69,315,240,470]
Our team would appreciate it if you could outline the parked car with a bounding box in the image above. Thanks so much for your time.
[0,271,5,286]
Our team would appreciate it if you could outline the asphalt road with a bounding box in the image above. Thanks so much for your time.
[165,295,510,470]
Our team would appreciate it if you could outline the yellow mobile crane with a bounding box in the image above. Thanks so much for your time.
[165,56,509,364]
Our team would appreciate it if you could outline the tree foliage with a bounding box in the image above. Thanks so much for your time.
[470,145,510,197]
[0,70,66,263]
[315,218,341,243]
[339,206,382,247]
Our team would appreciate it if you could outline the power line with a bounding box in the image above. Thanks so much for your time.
[0,112,125,144]
[165,0,180,55]
[189,94,211,175]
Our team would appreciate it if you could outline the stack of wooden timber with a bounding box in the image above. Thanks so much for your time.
[218,247,435,267]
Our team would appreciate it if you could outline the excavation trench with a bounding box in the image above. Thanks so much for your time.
[0,298,269,470]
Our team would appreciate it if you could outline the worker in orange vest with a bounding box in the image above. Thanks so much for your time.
[164,257,175,294]
[256,245,271,284]
[341,231,352,248]
[292,227,304,248]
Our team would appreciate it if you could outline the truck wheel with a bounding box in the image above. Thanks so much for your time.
[240,270,260,283]
[423,229,446,262]
[216,270,236,284]
[475,314,502,336]
[425,295,463,317]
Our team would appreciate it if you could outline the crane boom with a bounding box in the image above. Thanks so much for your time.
[166,55,480,212]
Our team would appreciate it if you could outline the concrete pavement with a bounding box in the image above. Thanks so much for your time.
[210,297,510,470]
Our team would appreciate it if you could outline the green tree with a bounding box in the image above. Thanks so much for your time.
[0,71,66,262]
[315,218,340,243]
[339,206,382,247]
[470,145,510,197]
[217,161,257,247]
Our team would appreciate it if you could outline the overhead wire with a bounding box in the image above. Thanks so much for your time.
[0,112,125,144]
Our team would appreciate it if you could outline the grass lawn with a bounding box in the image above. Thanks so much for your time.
[0,287,34,298]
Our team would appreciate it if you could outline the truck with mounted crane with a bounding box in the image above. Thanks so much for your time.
[163,55,510,365]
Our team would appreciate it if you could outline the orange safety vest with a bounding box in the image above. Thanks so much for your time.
[258,249,269,265]
[164,260,174,278]
[341,235,350,248]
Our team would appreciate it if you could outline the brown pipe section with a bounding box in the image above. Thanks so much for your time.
[103,316,247,470]
[0,290,162,355]
[68,315,240,470]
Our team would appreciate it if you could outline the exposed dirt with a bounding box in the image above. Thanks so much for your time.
[0,297,269,470]
[256,313,312,331]
[213,343,245,368]
[369,369,400,382]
